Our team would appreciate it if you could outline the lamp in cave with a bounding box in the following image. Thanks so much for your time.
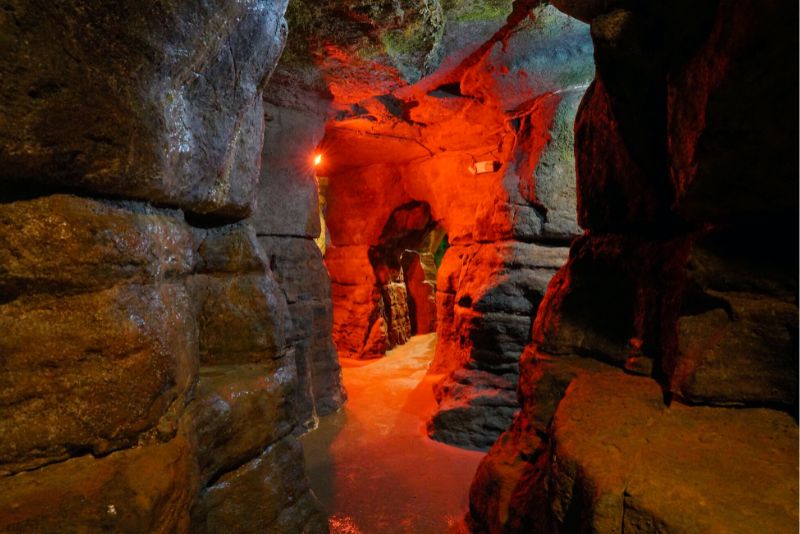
[469,160,501,175]
[314,153,323,167]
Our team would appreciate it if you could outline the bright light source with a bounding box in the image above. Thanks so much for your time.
[474,160,497,174]
[314,153,323,167]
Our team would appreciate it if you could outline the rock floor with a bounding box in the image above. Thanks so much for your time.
[301,334,485,533]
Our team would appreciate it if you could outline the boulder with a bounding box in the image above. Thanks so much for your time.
[542,372,797,532]
[428,368,519,450]
[470,362,799,533]
[0,0,289,217]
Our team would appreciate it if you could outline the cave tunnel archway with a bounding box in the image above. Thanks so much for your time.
[288,3,601,532]
[314,26,590,453]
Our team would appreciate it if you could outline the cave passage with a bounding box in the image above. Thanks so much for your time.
[303,5,592,528]
[0,0,797,532]
[300,334,484,533]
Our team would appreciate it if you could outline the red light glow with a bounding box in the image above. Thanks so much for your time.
[314,153,323,167]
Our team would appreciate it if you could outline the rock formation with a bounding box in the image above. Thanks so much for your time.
[1,0,796,531]
[256,60,347,433]
[316,3,594,449]
[468,0,799,531]
[402,250,438,335]
[0,1,338,531]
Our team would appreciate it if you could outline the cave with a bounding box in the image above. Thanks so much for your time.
[0,1,797,533]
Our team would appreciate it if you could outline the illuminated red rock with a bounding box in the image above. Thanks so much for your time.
[402,251,438,335]
[318,3,594,448]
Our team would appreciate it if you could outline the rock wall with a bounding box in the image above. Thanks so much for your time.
[255,65,347,432]
[469,0,799,531]
[0,2,329,531]
[402,251,438,335]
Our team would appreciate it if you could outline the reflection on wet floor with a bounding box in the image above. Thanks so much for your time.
[300,334,485,534]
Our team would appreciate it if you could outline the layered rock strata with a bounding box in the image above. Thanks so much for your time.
[469,0,799,531]
[0,2,333,531]
[0,198,327,532]
[255,67,346,432]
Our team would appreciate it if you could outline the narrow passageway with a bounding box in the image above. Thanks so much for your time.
[301,334,484,534]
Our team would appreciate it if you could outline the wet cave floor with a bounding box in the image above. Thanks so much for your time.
[301,334,485,534]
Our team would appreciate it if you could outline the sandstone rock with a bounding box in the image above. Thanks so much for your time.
[0,1,330,531]
[436,245,475,295]
[429,241,569,447]
[470,364,799,533]
[324,245,375,286]
[428,368,519,450]
[474,201,545,242]
[684,228,797,300]
[196,223,268,275]
[0,283,197,474]
[434,241,567,372]
[468,413,543,534]
[668,0,798,224]
[0,195,196,298]
[269,492,330,534]
[518,353,614,434]
[182,363,298,485]
[382,281,412,347]
[283,0,444,103]
[261,236,346,423]
[0,435,197,533]
[543,372,797,533]
[468,352,616,532]
[550,0,630,23]
[191,437,326,533]
[402,251,438,334]
[189,273,289,366]
[664,225,799,408]
[432,291,466,373]
[440,0,514,65]
[190,226,289,365]
[470,1,799,531]
[252,100,328,238]
[481,5,593,112]
[0,0,289,217]
[575,6,678,233]
[528,89,584,240]
[330,282,385,360]
[533,234,691,368]
[456,242,569,317]
[325,165,412,246]
[574,75,671,232]
[326,241,423,360]
[672,293,797,407]
[364,315,391,358]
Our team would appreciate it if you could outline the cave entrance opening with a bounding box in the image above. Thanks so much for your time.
[368,201,446,351]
